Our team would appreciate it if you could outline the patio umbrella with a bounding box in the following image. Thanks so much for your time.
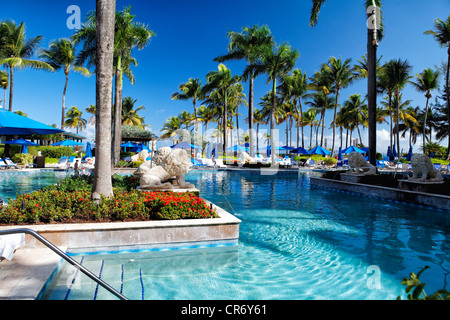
[133,143,151,153]
[266,145,284,157]
[392,144,397,158]
[84,142,92,159]
[51,139,84,147]
[337,147,343,160]
[387,146,391,158]
[406,146,413,161]
[291,146,308,154]
[120,142,137,152]
[171,141,199,150]
[308,146,331,156]
[0,108,64,135]
[2,138,38,154]
[341,146,365,154]
[226,145,248,152]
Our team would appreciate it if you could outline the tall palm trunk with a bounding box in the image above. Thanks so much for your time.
[422,95,431,153]
[8,66,13,111]
[92,0,115,200]
[270,81,277,165]
[113,58,123,165]
[248,76,255,156]
[61,69,69,129]
[446,46,450,158]
[367,7,378,165]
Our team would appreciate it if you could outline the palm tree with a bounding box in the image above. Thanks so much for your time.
[305,92,335,148]
[73,7,155,164]
[302,109,318,148]
[309,0,383,164]
[171,78,204,133]
[203,63,240,153]
[382,59,412,153]
[424,15,450,157]
[252,107,269,153]
[92,0,116,199]
[321,56,354,156]
[342,94,368,146]
[0,70,8,109]
[197,105,216,134]
[39,38,91,129]
[255,43,299,164]
[214,25,274,157]
[160,116,182,140]
[227,83,248,145]
[0,20,54,111]
[64,106,87,134]
[121,96,146,128]
[85,104,96,124]
[409,68,440,153]
[178,110,194,132]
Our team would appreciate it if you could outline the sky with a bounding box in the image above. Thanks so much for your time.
[2,0,449,155]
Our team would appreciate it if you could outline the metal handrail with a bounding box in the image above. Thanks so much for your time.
[0,228,128,300]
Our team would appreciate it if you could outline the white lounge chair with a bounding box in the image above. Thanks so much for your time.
[214,159,226,168]
[3,157,18,169]
[56,156,68,168]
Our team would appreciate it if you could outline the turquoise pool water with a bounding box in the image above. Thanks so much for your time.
[0,170,71,202]
[40,170,450,300]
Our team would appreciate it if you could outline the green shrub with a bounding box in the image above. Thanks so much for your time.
[12,153,33,165]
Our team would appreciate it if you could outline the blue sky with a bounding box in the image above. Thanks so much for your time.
[2,0,449,154]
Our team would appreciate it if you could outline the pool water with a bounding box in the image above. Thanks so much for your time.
[0,170,71,202]
[40,170,450,300]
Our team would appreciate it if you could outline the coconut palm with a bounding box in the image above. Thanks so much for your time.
[0,20,53,111]
[309,0,383,164]
[64,106,87,134]
[409,68,440,152]
[160,116,182,140]
[320,56,354,156]
[171,78,204,133]
[121,97,146,128]
[227,83,248,145]
[0,70,8,109]
[203,64,240,152]
[39,38,91,129]
[424,15,450,156]
[254,43,299,164]
[197,105,216,134]
[214,25,274,157]
[92,0,115,199]
[85,104,96,125]
[73,6,155,164]
[302,109,318,148]
[382,59,412,153]
[305,92,335,148]
[342,94,368,146]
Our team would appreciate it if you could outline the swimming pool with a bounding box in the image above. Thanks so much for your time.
[0,170,71,202]
[39,169,450,300]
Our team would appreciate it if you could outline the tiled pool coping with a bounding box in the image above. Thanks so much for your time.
[0,200,241,300]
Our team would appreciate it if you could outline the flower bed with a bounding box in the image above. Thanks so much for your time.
[0,175,217,225]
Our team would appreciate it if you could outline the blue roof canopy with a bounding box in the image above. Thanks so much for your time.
[0,108,64,135]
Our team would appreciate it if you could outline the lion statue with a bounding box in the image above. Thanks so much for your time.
[347,151,376,175]
[408,154,443,182]
[137,147,195,190]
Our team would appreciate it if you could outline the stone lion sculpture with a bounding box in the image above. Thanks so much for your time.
[408,154,443,182]
[137,147,195,190]
[131,149,149,162]
[347,151,376,175]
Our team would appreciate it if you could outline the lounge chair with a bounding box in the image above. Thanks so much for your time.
[307,160,316,168]
[67,156,76,168]
[0,158,7,169]
[214,159,226,168]
[56,156,68,168]
[3,157,18,169]
[433,163,442,171]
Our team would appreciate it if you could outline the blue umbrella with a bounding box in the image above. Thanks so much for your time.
[133,143,151,152]
[171,141,199,150]
[406,146,413,161]
[341,146,366,154]
[308,146,331,156]
[0,108,64,135]
[2,138,38,154]
[51,139,84,147]
[291,146,308,154]
[120,142,137,152]
[387,146,391,157]
[338,147,343,160]
[84,142,92,159]
[226,145,248,152]
[392,144,397,158]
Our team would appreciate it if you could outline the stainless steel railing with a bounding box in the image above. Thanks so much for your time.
[0,228,128,300]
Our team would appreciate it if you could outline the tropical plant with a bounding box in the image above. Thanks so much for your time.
[424,15,450,157]
[0,20,53,111]
[254,43,299,164]
[64,106,87,134]
[397,266,449,300]
[309,0,384,165]
[409,68,441,151]
[85,104,96,125]
[91,0,115,199]
[320,56,354,156]
[160,116,182,139]
[171,78,204,133]
[214,25,274,157]
[341,94,368,146]
[121,96,146,128]
[72,6,155,164]
[203,63,240,152]
[39,38,91,129]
